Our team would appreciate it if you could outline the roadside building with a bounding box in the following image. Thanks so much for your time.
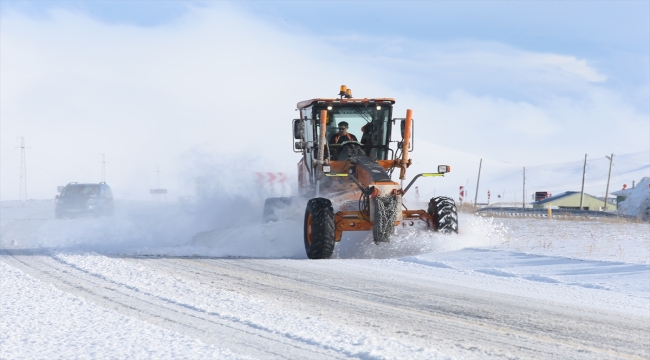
[611,185,633,205]
[531,191,616,211]
[535,191,552,201]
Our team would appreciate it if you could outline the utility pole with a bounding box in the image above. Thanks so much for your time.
[149,165,167,202]
[579,154,587,210]
[522,167,526,209]
[604,154,614,211]
[100,154,107,182]
[17,137,27,202]
[156,165,161,189]
[474,158,482,206]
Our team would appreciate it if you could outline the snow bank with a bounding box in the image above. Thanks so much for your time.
[398,249,650,316]
[480,216,650,264]
[614,177,650,220]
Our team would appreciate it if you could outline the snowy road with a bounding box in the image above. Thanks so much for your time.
[1,201,649,359]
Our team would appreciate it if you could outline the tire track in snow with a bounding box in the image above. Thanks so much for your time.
[2,205,648,359]
[0,208,350,359]
[0,251,349,360]
[149,257,648,360]
[52,253,443,359]
[0,260,243,359]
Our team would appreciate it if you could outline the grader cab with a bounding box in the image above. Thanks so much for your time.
[265,86,458,259]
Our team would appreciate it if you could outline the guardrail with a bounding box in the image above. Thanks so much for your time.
[475,207,639,221]
[480,202,532,208]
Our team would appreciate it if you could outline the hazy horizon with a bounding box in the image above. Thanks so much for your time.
[1,1,648,202]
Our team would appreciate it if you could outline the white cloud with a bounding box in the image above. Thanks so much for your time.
[0,4,647,201]
[522,53,607,83]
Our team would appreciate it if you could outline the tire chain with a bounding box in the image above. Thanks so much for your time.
[373,194,400,243]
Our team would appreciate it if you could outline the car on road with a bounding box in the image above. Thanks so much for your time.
[55,182,114,219]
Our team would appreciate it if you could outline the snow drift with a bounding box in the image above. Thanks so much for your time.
[613,177,650,220]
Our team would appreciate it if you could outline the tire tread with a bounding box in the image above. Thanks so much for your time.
[428,196,459,234]
[304,198,335,259]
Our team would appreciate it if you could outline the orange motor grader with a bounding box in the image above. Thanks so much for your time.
[264,86,458,259]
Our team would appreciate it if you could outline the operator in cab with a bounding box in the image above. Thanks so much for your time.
[329,121,358,144]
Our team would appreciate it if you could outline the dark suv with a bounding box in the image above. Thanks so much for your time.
[55,182,114,218]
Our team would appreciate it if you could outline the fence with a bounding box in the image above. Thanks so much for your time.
[475,206,639,220]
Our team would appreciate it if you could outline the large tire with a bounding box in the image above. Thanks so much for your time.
[304,198,335,259]
[427,196,459,234]
[263,197,292,223]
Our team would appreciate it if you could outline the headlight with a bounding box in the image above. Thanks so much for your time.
[438,165,450,173]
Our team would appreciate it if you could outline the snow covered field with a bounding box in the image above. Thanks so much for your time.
[1,200,648,359]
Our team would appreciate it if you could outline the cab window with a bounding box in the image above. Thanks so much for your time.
[314,105,392,160]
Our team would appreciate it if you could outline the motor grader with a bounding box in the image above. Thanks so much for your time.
[264,86,458,259]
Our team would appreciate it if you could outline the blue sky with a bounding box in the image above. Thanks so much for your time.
[6,1,648,54]
[4,1,648,108]
[1,1,648,200]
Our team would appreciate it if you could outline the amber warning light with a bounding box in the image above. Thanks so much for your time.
[339,85,352,99]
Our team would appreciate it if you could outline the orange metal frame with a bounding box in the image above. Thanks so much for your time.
[328,159,398,173]
[333,210,434,241]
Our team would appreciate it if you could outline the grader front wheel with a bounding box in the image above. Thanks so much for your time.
[428,196,459,234]
[304,198,335,259]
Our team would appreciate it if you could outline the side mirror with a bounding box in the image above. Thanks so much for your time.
[55,195,59,199]
[292,119,303,140]
[294,142,307,150]
[399,119,415,151]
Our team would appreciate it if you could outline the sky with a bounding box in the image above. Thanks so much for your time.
[1,1,648,201]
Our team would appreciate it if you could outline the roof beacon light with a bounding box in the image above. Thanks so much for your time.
[346,88,352,98]
[339,85,347,97]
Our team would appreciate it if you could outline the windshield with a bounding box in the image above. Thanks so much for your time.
[61,185,100,198]
[315,105,392,160]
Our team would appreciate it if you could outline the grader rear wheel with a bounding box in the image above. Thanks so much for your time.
[303,198,335,259]
[263,197,292,223]
[428,196,459,234]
